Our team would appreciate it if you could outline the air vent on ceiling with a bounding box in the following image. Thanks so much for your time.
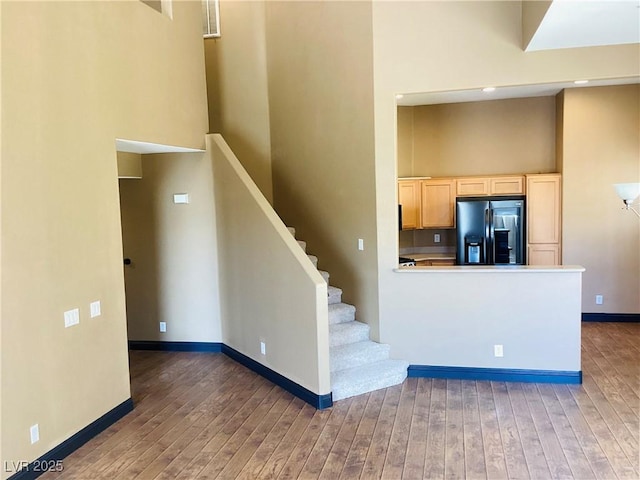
[203,0,220,38]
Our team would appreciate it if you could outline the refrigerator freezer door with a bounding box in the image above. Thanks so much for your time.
[456,199,490,264]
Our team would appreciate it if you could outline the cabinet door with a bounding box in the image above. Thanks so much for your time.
[527,174,561,244]
[398,180,420,229]
[490,176,525,195]
[421,179,455,228]
[528,244,560,266]
[457,178,489,196]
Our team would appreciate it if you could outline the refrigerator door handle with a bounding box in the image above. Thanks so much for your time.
[484,208,491,264]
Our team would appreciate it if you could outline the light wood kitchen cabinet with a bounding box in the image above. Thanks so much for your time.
[528,244,560,266]
[421,179,455,228]
[457,175,525,196]
[456,177,490,196]
[527,174,562,265]
[398,179,420,229]
[490,176,525,195]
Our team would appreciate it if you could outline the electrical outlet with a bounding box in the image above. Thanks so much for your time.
[90,301,101,318]
[260,341,266,355]
[494,344,504,357]
[358,239,364,251]
[595,295,603,305]
[64,308,80,328]
[434,233,441,243]
[159,322,167,333]
[30,424,39,444]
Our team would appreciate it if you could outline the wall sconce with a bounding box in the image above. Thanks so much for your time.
[613,183,640,218]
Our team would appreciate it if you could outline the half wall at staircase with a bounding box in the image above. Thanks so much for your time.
[209,134,331,398]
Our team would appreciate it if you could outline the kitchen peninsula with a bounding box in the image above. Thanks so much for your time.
[387,262,585,383]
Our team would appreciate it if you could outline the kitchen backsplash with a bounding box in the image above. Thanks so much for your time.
[400,228,456,249]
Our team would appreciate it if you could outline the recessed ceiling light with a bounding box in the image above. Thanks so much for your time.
[482,87,496,93]
[395,94,404,100]
[574,80,589,85]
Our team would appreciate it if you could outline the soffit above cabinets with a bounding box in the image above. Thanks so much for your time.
[396,77,640,106]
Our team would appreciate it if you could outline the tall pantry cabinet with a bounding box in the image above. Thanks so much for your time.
[526,174,562,265]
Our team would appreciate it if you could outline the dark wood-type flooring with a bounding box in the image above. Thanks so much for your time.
[42,322,639,479]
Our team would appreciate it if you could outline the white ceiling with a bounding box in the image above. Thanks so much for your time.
[397,0,640,107]
[526,0,640,52]
[115,138,205,154]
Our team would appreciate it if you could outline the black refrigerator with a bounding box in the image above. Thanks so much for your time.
[456,196,526,265]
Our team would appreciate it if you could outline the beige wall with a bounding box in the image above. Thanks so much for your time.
[117,152,143,179]
[211,135,330,395]
[1,1,208,473]
[407,96,557,177]
[521,1,552,50]
[265,2,381,337]
[373,1,640,344]
[386,269,583,370]
[119,153,221,343]
[204,1,273,203]
[562,85,640,313]
[397,106,414,177]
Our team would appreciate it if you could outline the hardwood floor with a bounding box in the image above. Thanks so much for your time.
[42,322,639,479]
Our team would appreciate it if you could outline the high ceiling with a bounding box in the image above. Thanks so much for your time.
[397,0,640,106]
[526,0,640,52]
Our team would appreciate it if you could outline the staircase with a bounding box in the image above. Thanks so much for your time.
[288,227,409,401]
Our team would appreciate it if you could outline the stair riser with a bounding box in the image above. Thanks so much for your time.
[329,322,370,347]
[328,304,355,324]
[327,288,342,305]
[330,343,391,372]
[332,370,408,401]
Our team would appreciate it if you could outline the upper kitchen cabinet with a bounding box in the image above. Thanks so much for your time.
[456,177,490,196]
[490,176,525,195]
[420,179,455,228]
[456,175,525,196]
[398,179,420,229]
[527,173,562,265]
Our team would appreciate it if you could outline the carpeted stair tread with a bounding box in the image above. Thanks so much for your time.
[318,270,330,283]
[289,225,408,400]
[328,303,356,324]
[329,321,369,347]
[327,286,342,304]
[330,341,391,372]
[331,359,409,401]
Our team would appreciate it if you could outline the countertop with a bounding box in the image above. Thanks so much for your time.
[399,247,456,262]
[401,252,456,262]
[395,265,585,273]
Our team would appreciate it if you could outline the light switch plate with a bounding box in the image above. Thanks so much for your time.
[64,308,80,328]
[30,424,39,444]
[173,193,189,204]
[90,301,101,318]
[358,239,364,251]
